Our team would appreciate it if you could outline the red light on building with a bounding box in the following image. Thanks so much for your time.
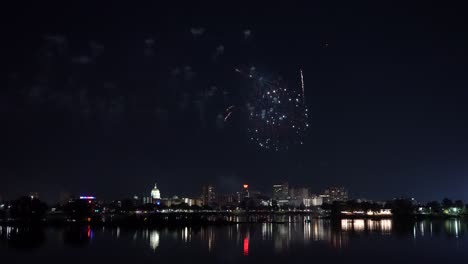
[243,184,249,189]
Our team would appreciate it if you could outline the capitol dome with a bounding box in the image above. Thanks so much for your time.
[151,183,161,199]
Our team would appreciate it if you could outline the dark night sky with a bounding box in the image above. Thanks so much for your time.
[2,2,468,203]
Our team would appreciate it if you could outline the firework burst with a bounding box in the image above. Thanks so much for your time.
[235,68,309,151]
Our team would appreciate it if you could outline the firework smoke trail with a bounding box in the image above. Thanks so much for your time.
[224,111,233,122]
[300,69,305,104]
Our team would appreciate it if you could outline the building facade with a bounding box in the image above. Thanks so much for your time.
[289,187,309,200]
[202,184,216,206]
[273,183,289,201]
[322,187,348,203]
[151,183,161,200]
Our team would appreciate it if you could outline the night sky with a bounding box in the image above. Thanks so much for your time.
[2,2,468,203]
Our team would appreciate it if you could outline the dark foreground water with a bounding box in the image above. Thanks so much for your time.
[1,218,467,263]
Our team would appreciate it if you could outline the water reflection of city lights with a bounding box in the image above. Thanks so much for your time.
[274,225,291,252]
[341,219,392,234]
[304,222,311,241]
[331,233,348,249]
[341,219,353,232]
[87,226,94,240]
[206,228,215,252]
[262,223,273,240]
[445,219,461,238]
[243,236,249,256]
[380,220,392,234]
[353,220,365,231]
[149,230,160,250]
[182,227,190,242]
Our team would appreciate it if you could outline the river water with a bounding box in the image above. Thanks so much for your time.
[1,218,467,263]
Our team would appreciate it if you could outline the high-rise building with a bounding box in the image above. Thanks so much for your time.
[151,183,161,200]
[289,187,309,200]
[202,184,215,206]
[241,184,250,201]
[322,187,348,203]
[273,183,289,200]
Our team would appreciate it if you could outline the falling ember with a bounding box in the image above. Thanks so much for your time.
[300,69,305,104]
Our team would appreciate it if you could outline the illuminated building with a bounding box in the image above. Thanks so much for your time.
[79,196,96,200]
[151,183,161,200]
[322,187,348,203]
[273,183,289,200]
[29,192,40,199]
[311,196,323,206]
[216,194,237,207]
[289,187,309,199]
[143,196,152,204]
[202,184,216,206]
[241,184,250,201]
[183,197,203,207]
[162,196,182,207]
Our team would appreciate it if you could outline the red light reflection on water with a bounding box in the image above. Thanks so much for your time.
[243,237,249,256]
[87,225,94,240]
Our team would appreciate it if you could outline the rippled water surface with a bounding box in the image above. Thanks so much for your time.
[1,218,468,263]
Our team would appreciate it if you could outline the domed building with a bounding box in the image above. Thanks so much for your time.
[151,183,161,200]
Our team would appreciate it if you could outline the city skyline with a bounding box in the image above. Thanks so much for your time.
[3,181,462,207]
[3,2,468,204]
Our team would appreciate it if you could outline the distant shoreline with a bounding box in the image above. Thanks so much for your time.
[2,212,465,228]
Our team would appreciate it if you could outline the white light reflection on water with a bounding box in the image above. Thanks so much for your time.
[312,219,329,241]
[149,230,160,250]
[199,227,216,252]
[353,219,365,231]
[208,228,214,252]
[262,223,273,240]
[411,219,465,239]
[380,219,392,234]
[341,219,392,235]
[445,219,461,238]
[6,226,13,238]
[274,224,291,252]
[304,222,311,241]
[182,227,190,242]
[5,218,468,257]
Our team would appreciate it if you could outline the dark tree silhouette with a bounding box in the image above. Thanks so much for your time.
[454,200,464,209]
[388,199,414,218]
[63,199,94,222]
[426,201,442,214]
[442,198,453,209]
[9,196,47,222]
